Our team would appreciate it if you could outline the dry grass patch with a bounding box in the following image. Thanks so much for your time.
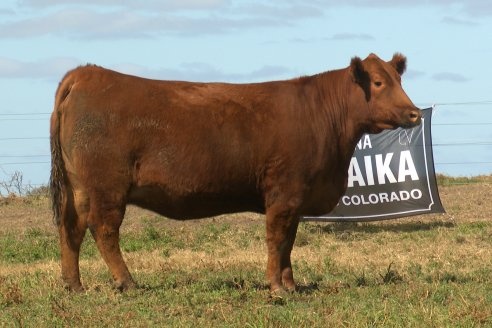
[1,177,492,327]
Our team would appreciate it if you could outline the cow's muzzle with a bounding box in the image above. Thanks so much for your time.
[404,109,422,128]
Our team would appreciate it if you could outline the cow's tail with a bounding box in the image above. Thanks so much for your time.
[50,75,73,226]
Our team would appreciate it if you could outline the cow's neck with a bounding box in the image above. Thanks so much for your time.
[309,69,369,164]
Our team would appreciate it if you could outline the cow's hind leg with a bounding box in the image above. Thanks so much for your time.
[59,189,88,292]
[265,202,300,294]
[87,194,135,291]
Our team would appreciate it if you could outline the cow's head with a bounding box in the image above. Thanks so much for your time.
[350,53,421,133]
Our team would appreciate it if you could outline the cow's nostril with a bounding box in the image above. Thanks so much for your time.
[409,111,420,122]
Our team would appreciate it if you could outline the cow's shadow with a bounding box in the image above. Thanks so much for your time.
[314,219,455,235]
[251,282,319,295]
[296,282,320,295]
[136,281,320,296]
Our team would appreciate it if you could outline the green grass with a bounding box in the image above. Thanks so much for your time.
[435,173,491,186]
[1,178,492,327]
[1,217,491,327]
[1,264,491,327]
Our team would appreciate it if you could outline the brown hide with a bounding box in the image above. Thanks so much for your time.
[50,53,420,292]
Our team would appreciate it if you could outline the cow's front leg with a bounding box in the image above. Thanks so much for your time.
[265,202,300,293]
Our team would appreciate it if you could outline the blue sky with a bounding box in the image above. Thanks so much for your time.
[1,0,492,187]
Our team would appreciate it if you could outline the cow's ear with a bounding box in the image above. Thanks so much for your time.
[390,53,407,75]
[350,56,370,101]
[350,56,366,84]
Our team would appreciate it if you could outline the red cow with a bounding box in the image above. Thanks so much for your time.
[50,53,421,293]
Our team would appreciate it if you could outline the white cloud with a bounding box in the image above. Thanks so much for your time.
[289,33,375,43]
[2,0,487,41]
[309,0,491,17]
[442,16,479,26]
[1,1,323,39]
[0,56,293,82]
[14,0,492,17]
[0,57,81,79]
[17,0,229,12]
[405,69,426,79]
[0,8,291,39]
[0,9,15,15]
[432,72,470,82]
[113,62,294,82]
[229,3,321,20]
[459,0,492,16]
[326,33,375,41]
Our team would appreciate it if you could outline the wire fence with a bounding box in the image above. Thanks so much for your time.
[1,102,492,190]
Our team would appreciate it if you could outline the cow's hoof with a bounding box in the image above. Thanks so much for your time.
[63,279,84,292]
[269,287,289,300]
[65,283,85,293]
[285,285,296,294]
[115,279,137,292]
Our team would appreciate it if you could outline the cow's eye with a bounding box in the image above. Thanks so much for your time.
[374,81,383,87]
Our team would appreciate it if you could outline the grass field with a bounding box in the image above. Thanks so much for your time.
[0,177,491,327]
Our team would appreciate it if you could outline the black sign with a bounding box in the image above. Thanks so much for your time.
[304,107,445,222]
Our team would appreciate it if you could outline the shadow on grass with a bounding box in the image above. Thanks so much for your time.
[313,220,455,235]
[127,279,323,300]
[135,279,270,293]
[296,282,319,295]
[138,279,352,296]
[252,282,319,295]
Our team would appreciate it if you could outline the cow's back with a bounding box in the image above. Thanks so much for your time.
[58,66,299,218]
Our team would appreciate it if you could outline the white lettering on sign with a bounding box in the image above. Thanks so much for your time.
[347,151,419,187]
[348,157,366,187]
[341,189,423,206]
[399,130,415,145]
[398,150,419,182]
[364,156,375,186]
[356,135,372,150]
[376,153,397,184]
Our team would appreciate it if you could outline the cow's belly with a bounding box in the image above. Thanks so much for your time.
[128,185,264,220]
